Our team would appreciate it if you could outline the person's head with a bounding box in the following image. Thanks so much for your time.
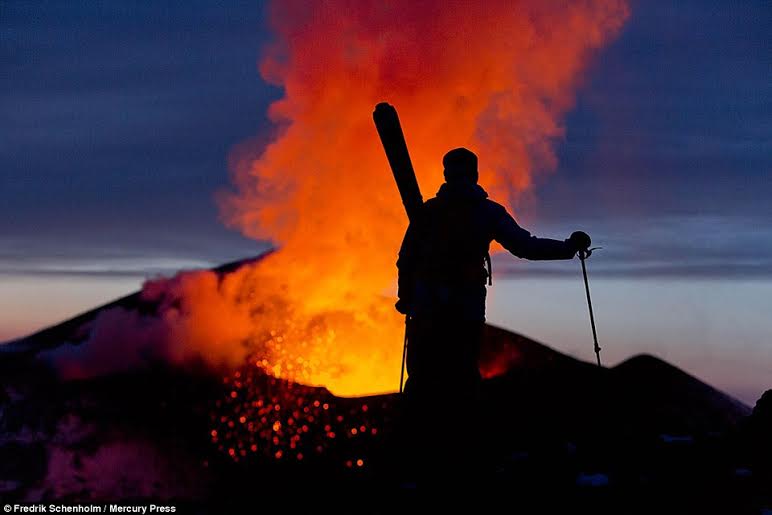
[443,147,478,185]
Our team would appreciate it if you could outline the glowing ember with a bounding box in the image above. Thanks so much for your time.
[211,360,393,467]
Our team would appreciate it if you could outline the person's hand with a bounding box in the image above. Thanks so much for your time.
[568,231,591,252]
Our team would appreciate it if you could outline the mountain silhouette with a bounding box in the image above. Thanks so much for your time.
[0,255,764,509]
[1,253,749,432]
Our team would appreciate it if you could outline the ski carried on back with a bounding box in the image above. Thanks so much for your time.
[373,102,423,222]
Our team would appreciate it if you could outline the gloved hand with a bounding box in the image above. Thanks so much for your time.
[568,231,592,252]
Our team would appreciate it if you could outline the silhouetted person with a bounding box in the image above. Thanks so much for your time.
[395,147,591,485]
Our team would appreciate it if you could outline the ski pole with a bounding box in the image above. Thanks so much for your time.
[579,248,602,367]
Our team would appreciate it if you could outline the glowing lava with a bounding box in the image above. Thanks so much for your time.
[210,362,392,467]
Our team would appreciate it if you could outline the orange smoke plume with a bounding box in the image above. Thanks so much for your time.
[217,0,628,395]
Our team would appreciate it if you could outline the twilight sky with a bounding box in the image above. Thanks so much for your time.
[2,0,770,403]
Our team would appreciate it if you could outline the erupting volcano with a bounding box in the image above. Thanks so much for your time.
[0,0,635,477]
[17,0,633,400]
[80,0,628,398]
[4,0,770,508]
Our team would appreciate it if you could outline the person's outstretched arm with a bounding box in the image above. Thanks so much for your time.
[491,203,583,260]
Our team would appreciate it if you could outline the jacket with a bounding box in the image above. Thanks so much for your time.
[396,181,575,322]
